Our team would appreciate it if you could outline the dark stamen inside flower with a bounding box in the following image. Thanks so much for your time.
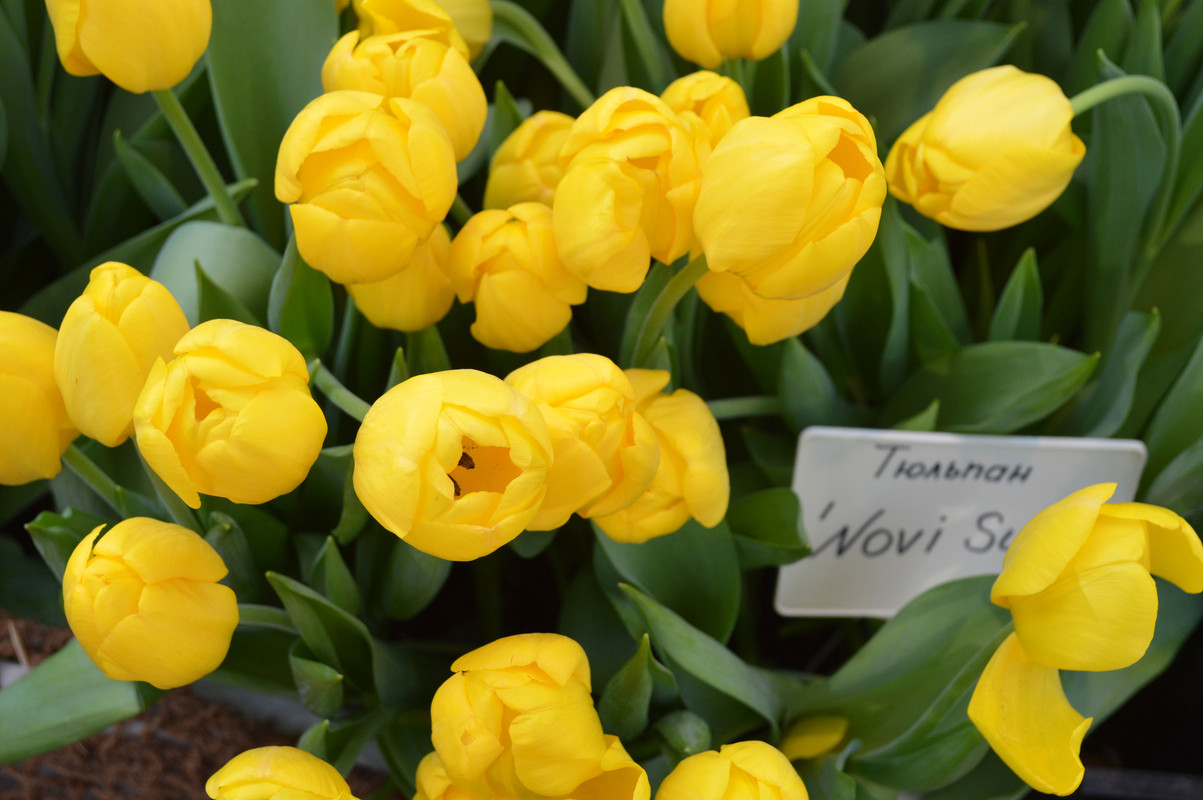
[448,436,520,498]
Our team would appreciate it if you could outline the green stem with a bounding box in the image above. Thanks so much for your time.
[152,89,244,227]
[799,50,837,96]
[490,1,595,110]
[61,444,126,516]
[451,194,474,227]
[629,255,710,368]
[136,453,204,533]
[708,396,783,420]
[309,358,371,422]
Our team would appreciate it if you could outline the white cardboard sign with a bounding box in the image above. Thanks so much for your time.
[774,426,1147,618]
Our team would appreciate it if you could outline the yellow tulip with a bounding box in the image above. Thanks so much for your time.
[885,66,1086,232]
[353,0,470,58]
[662,0,799,69]
[206,747,359,800]
[968,484,1203,795]
[505,354,659,530]
[353,369,553,561]
[449,203,587,353]
[45,0,211,93]
[0,312,77,485]
[434,0,492,58]
[275,91,457,285]
[695,96,885,301]
[553,87,704,293]
[54,262,189,447]
[484,111,575,211]
[660,70,750,148]
[63,517,238,689]
[696,269,849,345]
[133,319,328,509]
[347,225,456,332]
[779,715,849,761]
[594,369,728,543]
[321,31,487,162]
[657,741,809,800]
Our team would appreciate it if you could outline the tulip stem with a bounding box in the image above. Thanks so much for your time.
[707,396,783,420]
[309,359,371,422]
[628,255,710,369]
[152,89,245,228]
[451,195,474,227]
[490,1,596,110]
[61,444,127,517]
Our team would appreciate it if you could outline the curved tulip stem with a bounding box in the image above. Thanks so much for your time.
[627,255,711,369]
[152,89,245,228]
[61,444,126,516]
[707,396,783,420]
[309,359,371,422]
[490,1,596,110]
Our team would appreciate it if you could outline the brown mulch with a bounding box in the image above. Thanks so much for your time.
[0,610,403,800]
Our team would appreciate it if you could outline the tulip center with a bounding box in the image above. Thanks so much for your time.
[193,387,220,420]
[448,437,521,497]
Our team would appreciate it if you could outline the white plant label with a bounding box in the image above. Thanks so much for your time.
[774,426,1147,618]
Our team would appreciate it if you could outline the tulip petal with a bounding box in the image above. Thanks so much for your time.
[77,0,211,93]
[504,681,608,795]
[430,673,507,784]
[101,517,228,584]
[572,736,651,800]
[0,374,65,485]
[943,141,1085,232]
[1100,503,1203,594]
[968,633,1091,796]
[780,714,849,761]
[723,740,810,800]
[655,751,731,800]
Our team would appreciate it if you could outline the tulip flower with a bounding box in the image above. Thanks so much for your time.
[275,91,457,285]
[0,312,77,485]
[45,0,211,93]
[505,354,659,530]
[483,110,575,211]
[656,740,810,800]
[63,517,238,689]
[321,31,487,162]
[553,87,704,293]
[353,0,470,58]
[695,269,850,345]
[449,203,588,353]
[694,96,886,300]
[133,319,328,509]
[54,262,189,447]
[662,0,799,69]
[435,0,492,59]
[353,369,553,561]
[968,484,1203,795]
[885,66,1086,232]
[661,71,750,148]
[594,369,728,543]
[206,747,358,800]
[347,225,456,332]
[779,715,849,761]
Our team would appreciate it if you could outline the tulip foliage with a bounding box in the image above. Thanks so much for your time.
[2,1,1203,800]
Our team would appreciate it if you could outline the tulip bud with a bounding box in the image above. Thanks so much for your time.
[347,225,456,332]
[661,71,750,148]
[63,517,238,689]
[554,87,704,293]
[133,319,328,509]
[594,369,728,543]
[353,370,553,561]
[885,66,1086,232]
[483,110,575,211]
[275,91,457,285]
[780,715,849,761]
[206,747,359,800]
[505,354,659,530]
[696,269,849,345]
[435,0,492,59]
[54,262,189,447]
[694,96,886,300]
[663,0,799,69]
[322,31,487,162]
[45,0,211,93]
[657,741,810,800]
[353,0,470,58]
[0,312,77,485]
[449,203,587,353]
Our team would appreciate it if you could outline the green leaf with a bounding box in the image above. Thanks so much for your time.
[893,399,940,431]
[1164,0,1203,95]
[797,753,859,800]
[618,0,672,92]
[210,625,298,695]
[0,85,6,171]
[299,712,388,776]
[112,130,187,221]
[151,221,280,325]
[205,511,263,603]
[560,567,644,691]
[290,640,345,718]
[621,584,786,737]
[565,0,615,93]
[331,466,370,546]
[311,536,362,615]
[196,261,263,325]
[25,508,110,581]
[490,0,595,110]
[727,488,809,569]
[905,228,970,342]
[1058,310,1161,437]
[749,48,790,117]
[909,282,962,365]
[489,80,527,156]
[266,571,376,691]
[598,634,655,740]
[883,342,1099,433]
[1143,434,1203,518]
[378,540,452,621]
[741,427,796,487]
[1064,0,1131,95]
[0,641,152,762]
[0,538,65,625]
[594,520,741,643]
[508,529,558,558]
[207,0,337,248]
[1165,85,1203,241]
[654,709,711,765]
[791,0,845,79]
[1121,0,1165,80]
[921,751,1028,800]
[406,324,452,375]
[1142,331,1203,486]
[619,261,674,367]
[986,249,1042,342]
[377,711,432,798]
[778,338,860,431]
[268,236,335,360]
[831,21,1022,144]
[206,498,291,574]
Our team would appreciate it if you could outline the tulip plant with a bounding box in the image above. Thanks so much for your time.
[2,1,1203,800]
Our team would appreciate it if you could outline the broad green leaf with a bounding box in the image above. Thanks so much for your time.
[299,712,388,776]
[654,709,711,765]
[331,465,369,545]
[489,80,527,156]
[509,528,558,558]
[205,511,263,602]
[209,625,298,695]
[207,0,337,248]
[205,498,291,574]
[290,640,345,718]
[377,711,432,798]
[378,539,452,621]
[1121,0,1164,80]
[599,635,655,740]
[1142,330,1203,486]
[268,236,335,360]
[595,520,742,643]
[797,753,859,800]
[727,488,809,569]
[25,508,110,581]
[490,0,595,110]
[905,228,970,341]
[1064,0,1131,95]
[619,261,674,367]
[1165,87,1203,242]
[741,427,796,487]
[909,282,961,365]
[311,536,362,615]
[778,338,860,432]
[0,641,152,763]
[560,567,644,691]
[266,571,375,691]
[986,249,1042,342]
[1143,434,1203,518]
[893,399,940,431]
[151,220,280,325]
[0,95,10,171]
[790,0,844,81]
[921,751,1028,800]
[831,21,1022,144]
[618,0,672,92]
[196,261,262,325]
[1164,0,1203,95]
[406,324,452,375]
[883,342,1099,433]
[112,130,186,221]
[1058,310,1161,437]
[750,48,789,117]
[565,0,616,92]
[0,538,65,625]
